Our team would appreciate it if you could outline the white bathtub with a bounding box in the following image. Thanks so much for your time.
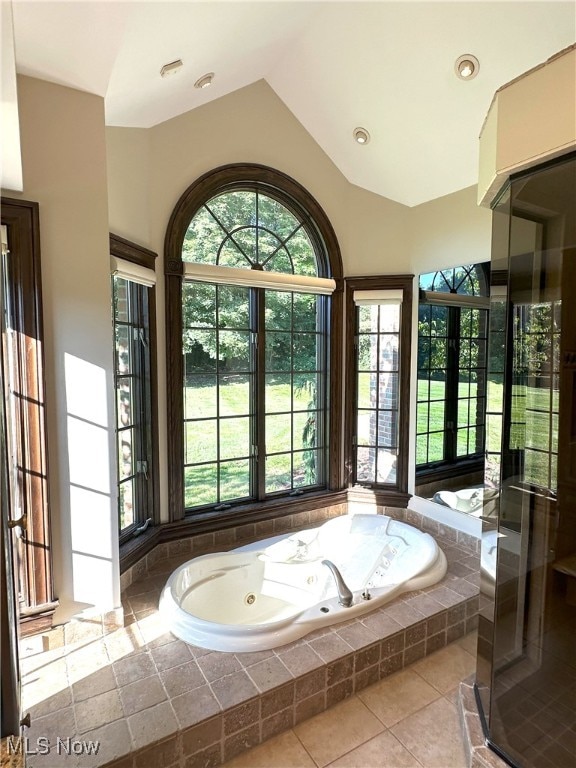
[159,514,447,652]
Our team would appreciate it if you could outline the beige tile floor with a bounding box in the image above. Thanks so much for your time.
[222,632,477,768]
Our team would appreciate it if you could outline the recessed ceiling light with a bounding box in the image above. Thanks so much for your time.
[194,72,215,89]
[160,59,183,78]
[353,127,370,145]
[455,54,480,80]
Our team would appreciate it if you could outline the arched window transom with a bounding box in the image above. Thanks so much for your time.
[183,189,321,277]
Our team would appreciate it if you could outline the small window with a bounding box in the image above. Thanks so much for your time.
[111,244,157,540]
[346,276,413,496]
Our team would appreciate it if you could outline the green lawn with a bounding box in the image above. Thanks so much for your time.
[184,377,317,507]
[183,376,559,507]
[416,377,558,486]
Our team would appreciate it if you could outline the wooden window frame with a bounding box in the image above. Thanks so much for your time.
[110,235,161,560]
[345,274,413,507]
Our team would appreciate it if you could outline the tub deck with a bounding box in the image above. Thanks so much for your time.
[21,524,481,768]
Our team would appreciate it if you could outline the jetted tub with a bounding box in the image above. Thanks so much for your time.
[159,514,447,651]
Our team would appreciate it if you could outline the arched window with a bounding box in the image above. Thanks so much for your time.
[165,165,343,518]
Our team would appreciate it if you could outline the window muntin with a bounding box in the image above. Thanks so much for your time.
[181,185,331,512]
[183,282,254,508]
[417,304,448,465]
[355,303,401,485]
[264,291,326,495]
[113,277,154,535]
[510,301,560,491]
[416,264,489,471]
[345,278,412,495]
[419,264,484,295]
[183,189,318,276]
[485,294,506,487]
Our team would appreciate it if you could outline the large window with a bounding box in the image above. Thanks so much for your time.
[166,166,343,518]
[345,276,413,501]
[416,264,489,473]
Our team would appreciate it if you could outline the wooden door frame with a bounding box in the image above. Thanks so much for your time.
[1,197,55,621]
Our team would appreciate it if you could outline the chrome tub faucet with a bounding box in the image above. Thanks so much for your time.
[322,559,353,607]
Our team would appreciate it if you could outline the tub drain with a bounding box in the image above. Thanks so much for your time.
[245,593,256,605]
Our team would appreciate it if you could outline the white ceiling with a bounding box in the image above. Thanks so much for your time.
[9,1,576,206]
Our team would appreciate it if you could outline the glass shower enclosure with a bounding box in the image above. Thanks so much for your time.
[476,152,576,768]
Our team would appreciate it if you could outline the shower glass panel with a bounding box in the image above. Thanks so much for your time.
[476,153,576,768]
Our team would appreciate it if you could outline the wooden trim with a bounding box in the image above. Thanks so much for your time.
[347,486,411,508]
[164,164,345,520]
[490,269,508,287]
[119,526,162,573]
[329,286,345,489]
[110,234,161,533]
[344,274,414,495]
[255,289,266,500]
[110,233,157,270]
[165,274,184,520]
[18,609,56,639]
[1,197,54,612]
[119,489,348,573]
[148,289,160,526]
[163,490,349,542]
[415,458,484,484]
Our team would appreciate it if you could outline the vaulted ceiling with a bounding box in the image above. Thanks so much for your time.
[9,1,576,205]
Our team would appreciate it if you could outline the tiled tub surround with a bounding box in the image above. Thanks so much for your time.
[20,512,481,768]
[120,504,350,593]
[160,512,450,652]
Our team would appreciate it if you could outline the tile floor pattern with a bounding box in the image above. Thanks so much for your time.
[222,632,478,768]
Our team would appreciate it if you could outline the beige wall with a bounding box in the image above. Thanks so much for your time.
[409,185,492,274]
[106,80,491,278]
[106,80,420,277]
[3,76,120,619]
[478,45,576,206]
[106,127,150,246]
